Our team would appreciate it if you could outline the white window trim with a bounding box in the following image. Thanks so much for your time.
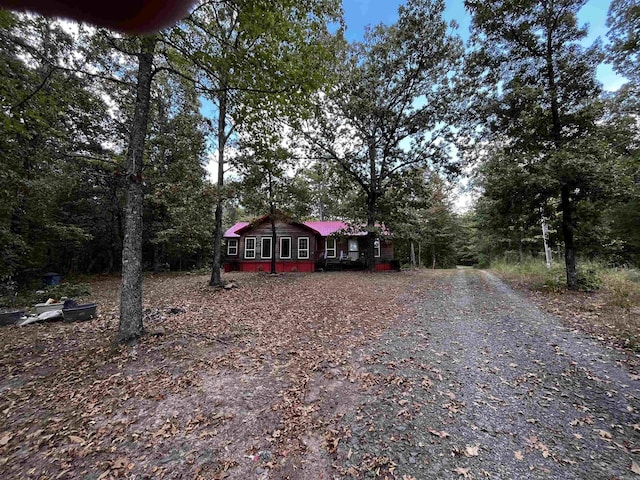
[298,236,310,259]
[326,237,336,258]
[227,239,238,256]
[280,237,292,259]
[374,239,381,258]
[244,237,256,259]
[261,237,273,259]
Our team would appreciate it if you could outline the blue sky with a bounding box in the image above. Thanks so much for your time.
[342,0,625,91]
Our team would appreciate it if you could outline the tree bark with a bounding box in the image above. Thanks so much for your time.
[209,87,228,287]
[541,215,552,269]
[117,35,157,344]
[545,6,578,290]
[270,210,277,275]
[366,194,376,272]
[410,241,416,268]
[267,170,278,274]
[432,244,436,269]
[561,184,578,290]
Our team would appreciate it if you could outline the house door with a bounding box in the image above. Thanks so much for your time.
[348,239,359,261]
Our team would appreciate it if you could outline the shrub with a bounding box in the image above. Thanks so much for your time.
[603,269,640,309]
[576,265,603,292]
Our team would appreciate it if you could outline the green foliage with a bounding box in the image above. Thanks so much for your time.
[604,269,640,309]
[465,0,633,287]
[607,0,640,83]
[491,258,605,292]
[143,73,214,270]
[0,12,114,283]
[300,0,463,269]
[384,170,463,268]
[576,265,604,292]
[0,282,91,308]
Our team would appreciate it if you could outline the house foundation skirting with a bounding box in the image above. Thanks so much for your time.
[224,261,315,273]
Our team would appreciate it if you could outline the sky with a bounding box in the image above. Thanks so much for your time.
[342,0,625,91]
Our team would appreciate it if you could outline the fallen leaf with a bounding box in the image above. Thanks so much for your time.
[632,461,640,475]
[454,466,471,477]
[0,433,12,447]
[68,435,85,444]
[514,450,523,461]
[597,429,612,440]
[428,428,450,439]
[465,445,480,457]
[112,457,129,469]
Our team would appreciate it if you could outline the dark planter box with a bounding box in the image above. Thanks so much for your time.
[42,272,61,287]
[0,310,25,326]
[62,303,97,322]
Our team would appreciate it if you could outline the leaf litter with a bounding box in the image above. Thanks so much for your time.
[1,269,639,479]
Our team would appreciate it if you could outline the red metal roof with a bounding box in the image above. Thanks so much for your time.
[223,222,249,238]
[223,220,387,238]
[303,221,349,236]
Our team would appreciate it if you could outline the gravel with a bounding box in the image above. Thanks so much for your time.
[334,269,640,479]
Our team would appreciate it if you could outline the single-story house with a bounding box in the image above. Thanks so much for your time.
[223,215,396,273]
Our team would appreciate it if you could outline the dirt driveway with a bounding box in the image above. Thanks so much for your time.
[1,269,639,479]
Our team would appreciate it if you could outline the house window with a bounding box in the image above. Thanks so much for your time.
[227,239,238,256]
[326,237,336,258]
[244,237,256,259]
[374,239,381,258]
[261,237,273,259]
[280,237,292,259]
[298,237,310,259]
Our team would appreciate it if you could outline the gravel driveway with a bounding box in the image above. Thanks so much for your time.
[333,269,640,479]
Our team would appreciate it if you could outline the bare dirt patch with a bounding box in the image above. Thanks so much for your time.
[0,271,410,479]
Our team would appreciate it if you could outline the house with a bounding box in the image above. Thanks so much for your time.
[223,215,396,273]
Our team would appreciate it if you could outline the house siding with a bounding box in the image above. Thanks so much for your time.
[238,221,318,261]
[224,218,396,273]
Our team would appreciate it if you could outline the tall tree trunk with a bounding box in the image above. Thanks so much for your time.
[117,35,156,344]
[209,87,228,287]
[366,194,376,272]
[541,215,552,268]
[270,212,277,274]
[561,185,578,290]
[545,10,578,290]
[366,138,377,273]
[268,170,277,274]
[410,241,416,268]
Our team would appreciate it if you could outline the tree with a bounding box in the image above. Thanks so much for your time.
[165,0,342,286]
[383,169,461,268]
[234,133,302,274]
[117,35,157,343]
[144,74,213,272]
[300,0,462,271]
[465,0,607,289]
[607,0,640,84]
[0,12,112,283]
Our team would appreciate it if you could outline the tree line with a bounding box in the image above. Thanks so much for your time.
[1,0,638,342]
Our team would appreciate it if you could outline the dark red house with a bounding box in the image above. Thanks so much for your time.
[223,216,395,273]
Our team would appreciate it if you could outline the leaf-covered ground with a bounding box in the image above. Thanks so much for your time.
[1,270,639,479]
